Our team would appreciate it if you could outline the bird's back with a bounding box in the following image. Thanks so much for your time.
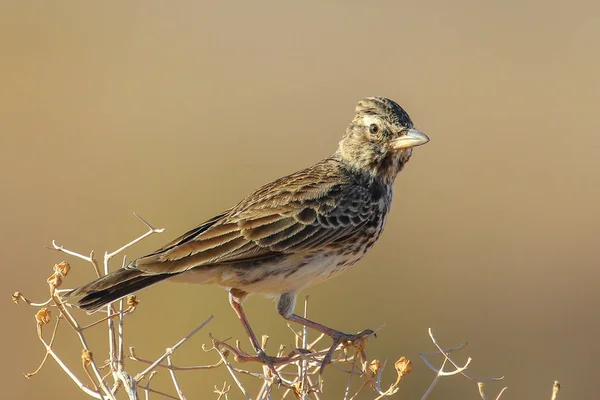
[144,156,394,295]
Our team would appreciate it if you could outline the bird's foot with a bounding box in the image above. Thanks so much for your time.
[214,339,303,382]
[320,328,375,373]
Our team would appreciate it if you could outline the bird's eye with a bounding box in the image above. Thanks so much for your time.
[369,124,379,134]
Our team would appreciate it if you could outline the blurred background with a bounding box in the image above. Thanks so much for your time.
[2,1,599,398]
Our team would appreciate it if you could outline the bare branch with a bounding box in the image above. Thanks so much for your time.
[48,242,101,277]
[167,355,186,400]
[30,313,105,399]
[209,341,252,400]
[12,291,53,307]
[214,382,231,400]
[139,383,180,400]
[105,213,164,260]
[428,328,503,382]
[421,329,505,400]
[129,347,224,371]
[551,381,561,400]
[134,316,213,382]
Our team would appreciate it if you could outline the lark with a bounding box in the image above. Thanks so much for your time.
[66,96,429,367]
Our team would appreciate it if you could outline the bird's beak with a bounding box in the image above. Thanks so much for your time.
[391,128,430,150]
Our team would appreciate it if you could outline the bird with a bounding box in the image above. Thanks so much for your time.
[64,96,429,366]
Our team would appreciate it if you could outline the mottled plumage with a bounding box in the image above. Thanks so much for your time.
[66,97,429,361]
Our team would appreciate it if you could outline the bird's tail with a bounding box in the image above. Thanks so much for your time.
[63,268,172,313]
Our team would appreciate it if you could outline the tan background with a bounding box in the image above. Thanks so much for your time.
[2,1,599,399]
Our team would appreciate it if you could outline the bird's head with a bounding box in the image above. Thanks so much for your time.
[337,97,429,183]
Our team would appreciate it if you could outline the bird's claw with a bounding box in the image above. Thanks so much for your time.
[320,328,375,374]
[214,339,303,383]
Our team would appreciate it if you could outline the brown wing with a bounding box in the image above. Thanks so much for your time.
[142,210,232,256]
[131,159,375,274]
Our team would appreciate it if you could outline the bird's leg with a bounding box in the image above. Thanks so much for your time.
[285,314,374,368]
[285,314,375,342]
[228,288,262,354]
[225,289,301,378]
[278,292,374,372]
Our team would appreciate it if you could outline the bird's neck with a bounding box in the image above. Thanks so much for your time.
[329,154,395,198]
[332,149,408,186]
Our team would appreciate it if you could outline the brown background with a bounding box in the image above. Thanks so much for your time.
[2,1,599,399]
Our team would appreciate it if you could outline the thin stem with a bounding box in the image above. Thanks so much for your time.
[129,348,224,371]
[212,345,252,400]
[49,242,101,277]
[54,297,116,399]
[427,328,503,381]
[35,317,105,399]
[105,213,164,260]
[167,355,186,400]
[135,316,213,382]
[138,385,179,400]
[421,358,447,400]
[550,381,560,400]
[118,297,125,365]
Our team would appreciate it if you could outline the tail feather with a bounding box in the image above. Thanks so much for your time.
[64,268,173,313]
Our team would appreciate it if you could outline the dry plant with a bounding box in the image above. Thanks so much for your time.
[12,214,558,399]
